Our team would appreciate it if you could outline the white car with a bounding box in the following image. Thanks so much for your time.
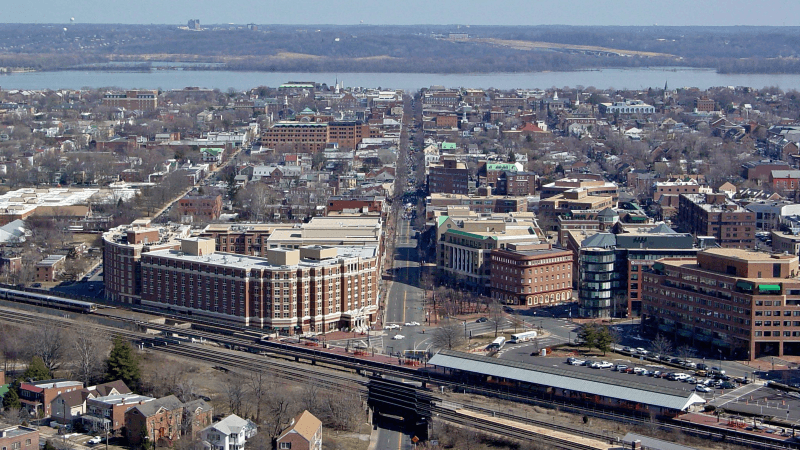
[384,324,400,330]
[409,321,420,326]
[87,437,102,445]
[392,334,405,340]
[597,361,613,369]
[696,385,712,393]
[635,348,649,355]
[569,359,586,366]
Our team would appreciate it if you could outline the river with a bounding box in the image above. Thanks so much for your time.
[1,67,799,92]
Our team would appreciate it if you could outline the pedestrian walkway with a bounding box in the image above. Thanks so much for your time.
[708,383,764,408]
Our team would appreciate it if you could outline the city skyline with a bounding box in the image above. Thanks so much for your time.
[9,0,800,27]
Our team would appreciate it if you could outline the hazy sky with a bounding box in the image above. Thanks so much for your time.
[11,0,800,26]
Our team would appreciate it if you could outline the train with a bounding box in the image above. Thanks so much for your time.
[0,286,98,313]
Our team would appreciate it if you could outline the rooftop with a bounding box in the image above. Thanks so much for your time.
[146,246,377,269]
[428,350,705,411]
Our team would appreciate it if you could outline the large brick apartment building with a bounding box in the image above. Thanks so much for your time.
[102,90,158,110]
[642,248,800,360]
[258,121,377,152]
[140,239,378,332]
[677,193,755,249]
[489,244,573,307]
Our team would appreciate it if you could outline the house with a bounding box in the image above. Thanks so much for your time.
[19,380,83,418]
[125,395,184,446]
[200,414,257,450]
[50,390,90,424]
[85,393,154,433]
[275,410,322,450]
[125,396,213,447]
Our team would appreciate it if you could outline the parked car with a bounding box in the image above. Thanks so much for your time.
[622,346,633,353]
[633,367,646,375]
[615,364,628,372]
[570,359,586,366]
[597,361,613,369]
[384,324,401,330]
[697,363,709,371]
[87,437,102,445]
[719,381,736,389]
[392,334,405,340]
[635,348,649,356]
[476,317,488,323]
[651,370,662,378]
[683,361,697,369]
[696,385,712,393]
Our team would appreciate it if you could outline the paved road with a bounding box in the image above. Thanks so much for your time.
[383,217,430,356]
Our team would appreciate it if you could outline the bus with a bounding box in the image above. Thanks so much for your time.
[509,330,538,344]
[488,336,506,350]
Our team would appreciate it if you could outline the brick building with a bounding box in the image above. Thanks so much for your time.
[102,220,193,304]
[495,171,537,196]
[35,254,66,282]
[140,239,379,333]
[125,396,212,447]
[677,193,755,249]
[538,189,615,228]
[177,193,223,222]
[694,97,716,112]
[86,394,155,432]
[0,425,38,450]
[428,157,470,195]
[259,122,329,153]
[19,380,83,418]
[490,244,573,307]
[642,248,800,360]
[426,193,527,219]
[327,121,371,149]
[102,90,158,110]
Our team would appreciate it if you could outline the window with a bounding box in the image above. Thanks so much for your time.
[279,443,292,449]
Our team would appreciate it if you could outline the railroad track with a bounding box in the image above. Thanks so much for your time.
[434,408,604,450]
[3,304,796,449]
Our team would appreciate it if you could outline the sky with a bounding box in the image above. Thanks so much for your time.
[10,0,800,26]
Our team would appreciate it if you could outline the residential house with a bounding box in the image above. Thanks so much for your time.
[125,395,188,447]
[50,390,90,425]
[85,394,154,433]
[19,380,83,418]
[275,410,322,450]
[200,414,257,450]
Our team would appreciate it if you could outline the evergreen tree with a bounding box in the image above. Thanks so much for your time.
[2,379,21,409]
[23,356,51,381]
[104,337,141,388]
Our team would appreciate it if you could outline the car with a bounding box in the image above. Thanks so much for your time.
[392,334,405,340]
[31,283,42,288]
[635,348,649,356]
[476,317,488,323]
[570,359,586,366]
[410,321,421,326]
[622,346,633,353]
[651,370,662,378]
[683,361,697,369]
[597,361,613,369]
[590,361,602,369]
[87,437,102,445]
[719,381,736,389]
[696,385,712,393]
[633,367,646,375]
[697,363,709,371]
[670,357,683,364]
[615,364,628,372]
[404,322,414,326]
[686,377,697,384]
[639,370,651,376]
[384,324,401,330]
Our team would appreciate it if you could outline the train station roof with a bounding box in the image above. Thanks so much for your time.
[428,350,706,412]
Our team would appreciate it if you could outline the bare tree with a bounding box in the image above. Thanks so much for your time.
[223,377,249,417]
[489,299,505,337]
[260,386,297,442]
[0,324,22,374]
[29,326,67,374]
[69,326,108,386]
[431,320,467,351]
[650,333,673,357]
[317,390,364,431]
[247,370,271,424]
[676,345,696,361]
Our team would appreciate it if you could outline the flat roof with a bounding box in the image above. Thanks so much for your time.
[146,246,377,269]
[701,248,797,263]
[428,350,705,411]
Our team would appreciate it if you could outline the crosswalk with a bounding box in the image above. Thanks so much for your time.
[496,335,566,357]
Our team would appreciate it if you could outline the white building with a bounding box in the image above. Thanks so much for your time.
[200,414,257,450]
